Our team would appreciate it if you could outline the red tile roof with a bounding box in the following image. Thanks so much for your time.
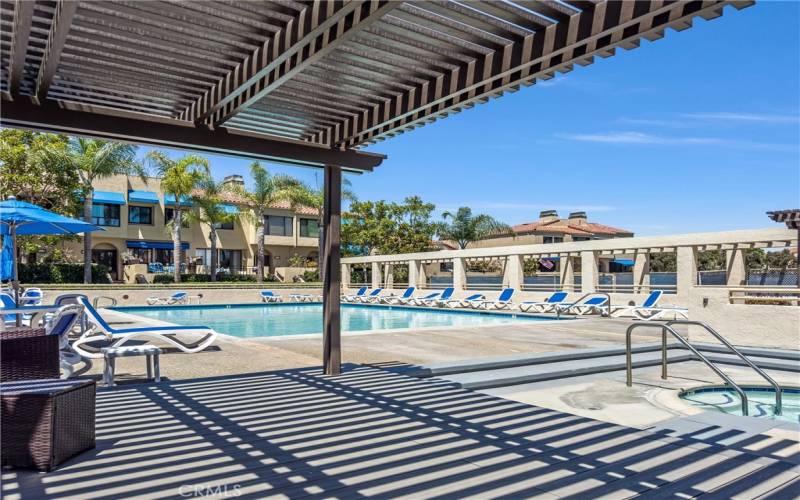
[192,189,319,215]
[511,219,632,237]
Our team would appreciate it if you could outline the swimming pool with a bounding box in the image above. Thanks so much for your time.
[114,303,555,338]
[680,386,800,424]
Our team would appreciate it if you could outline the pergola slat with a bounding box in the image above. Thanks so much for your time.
[33,0,77,103]
[9,0,35,94]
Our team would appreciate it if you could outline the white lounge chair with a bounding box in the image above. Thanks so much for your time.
[445,293,485,308]
[519,292,568,313]
[260,290,282,303]
[72,297,217,359]
[146,291,188,306]
[473,288,515,310]
[45,304,91,378]
[20,287,44,306]
[419,287,454,307]
[632,305,689,321]
[610,290,662,317]
[408,292,441,306]
[557,296,609,316]
[342,287,368,302]
[358,288,384,303]
[380,287,416,305]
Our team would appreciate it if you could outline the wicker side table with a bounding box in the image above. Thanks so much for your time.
[0,328,60,382]
[1,379,96,471]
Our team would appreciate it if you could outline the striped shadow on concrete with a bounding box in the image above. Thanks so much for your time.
[2,365,797,499]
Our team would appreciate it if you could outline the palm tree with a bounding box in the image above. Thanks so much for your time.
[146,151,209,283]
[232,161,302,283]
[437,207,511,249]
[284,175,356,281]
[187,175,237,282]
[42,138,144,283]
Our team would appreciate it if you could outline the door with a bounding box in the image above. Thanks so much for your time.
[92,249,118,279]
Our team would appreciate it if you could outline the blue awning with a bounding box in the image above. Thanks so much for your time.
[163,194,193,207]
[612,259,635,266]
[128,190,159,204]
[221,204,238,214]
[92,191,126,205]
[126,240,190,250]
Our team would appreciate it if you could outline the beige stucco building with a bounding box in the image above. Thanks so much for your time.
[72,174,319,280]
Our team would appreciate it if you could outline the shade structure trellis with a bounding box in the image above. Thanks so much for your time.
[767,209,800,269]
[0,0,754,374]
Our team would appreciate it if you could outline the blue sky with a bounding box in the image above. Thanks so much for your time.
[139,2,799,236]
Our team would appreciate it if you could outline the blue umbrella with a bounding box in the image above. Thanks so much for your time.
[1,234,13,281]
[0,196,104,307]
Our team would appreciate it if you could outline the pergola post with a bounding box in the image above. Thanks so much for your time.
[503,255,524,290]
[560,255,574,292]
[725,247,746,286]
[633,251,651,293]
[384,264,394,289]
[371,262,381,289]
[452,258,466,291]
[341,263,351,288]
[322,165,342,376]
[676,246,698,301]
[580,251,598,293]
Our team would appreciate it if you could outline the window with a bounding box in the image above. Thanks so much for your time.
[213,220,234,230]
[196,249,243,271]
[299,218,319,238]
[264,215,293,236]
[130,248,176,265]
[573,236,591,242]
[543,236,564,244]
[91,203,120,227]
[165,208,189,228]
[128,205,153,225]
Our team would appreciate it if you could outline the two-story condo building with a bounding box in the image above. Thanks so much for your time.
[75,174,319,280]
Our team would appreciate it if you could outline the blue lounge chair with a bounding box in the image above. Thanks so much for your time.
[610,290,662,317]
[419,287,454,307]
[146,291,188,306]
[381,287,416,305]
[408,292,441,306]
[519,292,569,313]
[342,287,368,302]
[445,293,486,308]
[45,304,88,378]
[20,287,44,306]
[72,297,217,359]
[474,288,515,310]
[358,288,384,303]
[260,290,282,303]
[557,296,609,316]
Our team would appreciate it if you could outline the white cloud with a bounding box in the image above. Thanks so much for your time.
[682,112,799,124]
[555,131,795,151]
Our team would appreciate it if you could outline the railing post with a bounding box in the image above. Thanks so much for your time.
[580,251,598,293]
[633,250,650,293]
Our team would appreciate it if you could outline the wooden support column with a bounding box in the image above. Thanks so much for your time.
[322,165,341,376]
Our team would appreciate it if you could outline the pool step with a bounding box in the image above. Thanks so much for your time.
[405,344,799,390]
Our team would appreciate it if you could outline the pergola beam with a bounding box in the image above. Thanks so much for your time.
[0,98,385,171]
[339,0,752,147]
[33,0,78,104]
[9,0,35,95]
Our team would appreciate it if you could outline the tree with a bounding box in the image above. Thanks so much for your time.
[146,151,209,283]
[437,207,511,249]
[283,174,357,281]
[231,161,302,283]
[342,197,438,256]
[40,137,143,283]
[188,175,237,281]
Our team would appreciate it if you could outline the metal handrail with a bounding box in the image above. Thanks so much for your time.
[556,292,612,319]
[626,322,750,416]
[93,296,117,308]
[667,320,782,415]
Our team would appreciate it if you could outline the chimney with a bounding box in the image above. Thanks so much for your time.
[222,174,245,188]
[539,210,559,223]
[568,211,587,225]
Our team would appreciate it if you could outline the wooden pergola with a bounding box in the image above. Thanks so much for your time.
[0,0,752,374]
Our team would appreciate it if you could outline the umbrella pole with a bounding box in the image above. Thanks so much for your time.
[11,224,21,325]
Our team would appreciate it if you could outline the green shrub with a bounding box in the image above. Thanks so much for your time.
[19,263,111,284]
[302,270,320,282]
[152,273,259,284]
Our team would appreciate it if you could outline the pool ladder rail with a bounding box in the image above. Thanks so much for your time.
[625,320,783,416]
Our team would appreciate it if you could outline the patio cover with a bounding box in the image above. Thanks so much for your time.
[0,0,754,374]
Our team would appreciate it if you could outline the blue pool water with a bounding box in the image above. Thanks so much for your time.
[680,387,800,423]
[114,303,554,338]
